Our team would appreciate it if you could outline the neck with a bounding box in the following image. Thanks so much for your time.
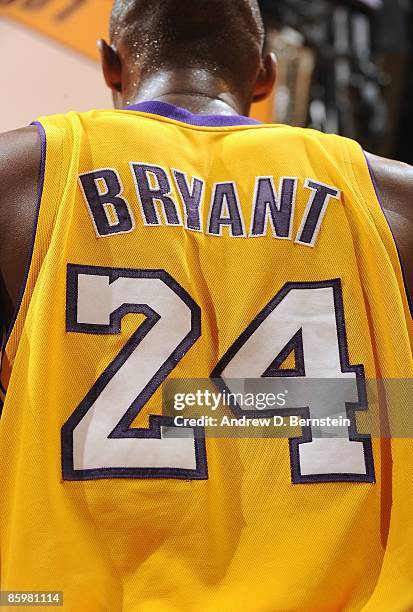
[122,68,251,116]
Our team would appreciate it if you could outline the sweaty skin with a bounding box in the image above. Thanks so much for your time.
[0,71,411,333]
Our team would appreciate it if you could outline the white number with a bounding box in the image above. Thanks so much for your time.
[213,281,374,483]
[63,268,374,483]
[62,265,206,480]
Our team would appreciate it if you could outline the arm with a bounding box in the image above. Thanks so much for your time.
[365,152,413,307]
[0,126,41,332]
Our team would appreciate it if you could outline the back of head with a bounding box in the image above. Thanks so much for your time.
[110,0,265,88]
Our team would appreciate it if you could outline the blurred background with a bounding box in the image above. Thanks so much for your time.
[0,0,412,162]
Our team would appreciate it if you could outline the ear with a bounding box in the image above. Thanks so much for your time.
[97,39,122,94]
[252,53,277,103]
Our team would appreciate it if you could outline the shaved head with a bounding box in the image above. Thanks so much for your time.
[110,0,265,87]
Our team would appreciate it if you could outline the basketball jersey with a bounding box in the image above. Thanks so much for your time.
[0,101,412,612]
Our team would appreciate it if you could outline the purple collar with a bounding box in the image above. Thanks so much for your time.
[125,100,261,127]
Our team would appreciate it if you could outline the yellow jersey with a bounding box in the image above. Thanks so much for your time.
[0,101,412,611]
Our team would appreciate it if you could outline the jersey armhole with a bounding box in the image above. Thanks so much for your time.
[2,121,47,343]
[340,137,412,323]
[0,120,65,393]
[362,150,413,319]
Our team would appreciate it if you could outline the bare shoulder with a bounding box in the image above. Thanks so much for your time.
[0,125,41,225]
[0,125,41,181]
[0,126,42,328]
[365,152,412,306]
[365,152,413,221]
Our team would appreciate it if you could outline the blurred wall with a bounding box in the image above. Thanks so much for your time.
[0,17,111,133]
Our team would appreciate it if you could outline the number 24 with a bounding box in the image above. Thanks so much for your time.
[62,265,375,484]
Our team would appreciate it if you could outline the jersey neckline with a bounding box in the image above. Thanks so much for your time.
[124,100,262,127]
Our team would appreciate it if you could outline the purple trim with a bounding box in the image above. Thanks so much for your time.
[1,122,46,376]
[363,150,412,316]
[124,100,261,127]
